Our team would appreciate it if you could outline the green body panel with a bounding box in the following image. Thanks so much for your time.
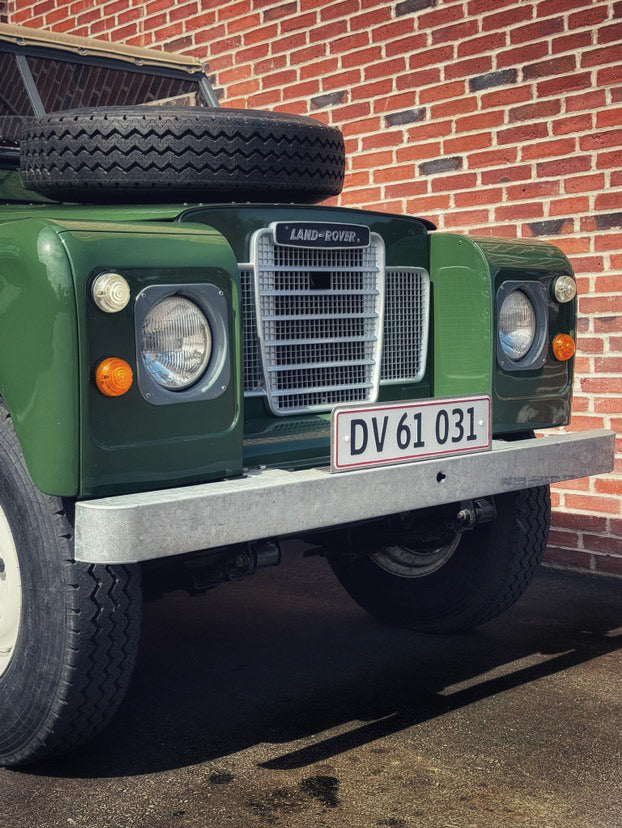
[178,204,433,263]
[481,236,575,430]
[0,219,79,493]
[431,233,574,432]
[429,234,493,400]
[56,220,243,497]
[0,189,576,496]
[0,202,188,224]
[0,167,53,204]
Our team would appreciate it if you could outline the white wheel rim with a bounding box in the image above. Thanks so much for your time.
[0,506,21,677]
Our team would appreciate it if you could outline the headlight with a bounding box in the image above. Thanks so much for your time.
[141,296,211,389]
[498,290,536,361]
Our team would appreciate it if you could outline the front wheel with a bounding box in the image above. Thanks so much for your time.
[328,487,550,634]
[0,405,142,767]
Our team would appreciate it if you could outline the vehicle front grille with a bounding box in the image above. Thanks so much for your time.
[240,264,263,393]
[240,228,429,415]
[382,268,429,384]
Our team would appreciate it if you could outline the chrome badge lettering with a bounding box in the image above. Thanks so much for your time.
[274,222,370,248]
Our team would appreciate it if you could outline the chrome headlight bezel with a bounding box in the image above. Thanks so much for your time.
[496,281,548,371]
[134,284,230,405]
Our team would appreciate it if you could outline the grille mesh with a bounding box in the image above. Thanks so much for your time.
[240,267,264,393]
[240,232,429,411]
[382,268,429,383]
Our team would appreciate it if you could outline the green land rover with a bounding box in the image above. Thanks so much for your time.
[0,24,614,767]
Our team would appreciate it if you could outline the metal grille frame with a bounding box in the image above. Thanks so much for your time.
[248,226,385,416]
[239,233,431,414]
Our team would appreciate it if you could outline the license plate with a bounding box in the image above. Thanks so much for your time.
[331,396,491,472]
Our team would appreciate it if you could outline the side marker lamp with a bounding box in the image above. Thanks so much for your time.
[553,276,577,304]
[96,357,134,397]
[92,272,131,313]
[552,334,576,362]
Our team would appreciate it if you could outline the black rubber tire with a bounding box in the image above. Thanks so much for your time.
[19,106,345,204]
[328,487,551,634]
[0,404,141,767]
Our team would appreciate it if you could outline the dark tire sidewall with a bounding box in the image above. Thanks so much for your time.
[330,488,550,633]
[0,426,69,762]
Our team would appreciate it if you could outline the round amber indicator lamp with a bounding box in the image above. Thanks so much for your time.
[96,357,134,397]
[552,334,576,362]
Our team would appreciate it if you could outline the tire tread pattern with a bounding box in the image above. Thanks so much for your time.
[0,403,141,767]
[20,107,345,204]
[464,486,550,629]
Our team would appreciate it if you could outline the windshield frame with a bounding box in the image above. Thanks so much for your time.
[0,37,217,149]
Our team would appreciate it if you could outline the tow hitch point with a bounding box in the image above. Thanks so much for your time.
[456,498,496,531]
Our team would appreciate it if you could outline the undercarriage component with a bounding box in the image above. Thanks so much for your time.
[455,498,497,530]
[327,486,551,633]
[306,498,498,562]
[143,539,282,599]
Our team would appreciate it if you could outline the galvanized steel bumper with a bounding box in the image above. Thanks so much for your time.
[75,429,614,564]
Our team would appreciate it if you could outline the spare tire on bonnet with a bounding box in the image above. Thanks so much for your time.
[19,106,345,204]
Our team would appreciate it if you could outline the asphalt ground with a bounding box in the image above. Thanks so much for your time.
[1,549,621,828]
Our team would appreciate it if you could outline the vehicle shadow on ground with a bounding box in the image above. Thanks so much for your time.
[27,552,622,779]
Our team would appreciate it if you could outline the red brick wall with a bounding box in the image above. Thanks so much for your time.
[7,0,622,576]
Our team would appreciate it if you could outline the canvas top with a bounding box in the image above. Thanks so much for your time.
[0,22,203,72]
